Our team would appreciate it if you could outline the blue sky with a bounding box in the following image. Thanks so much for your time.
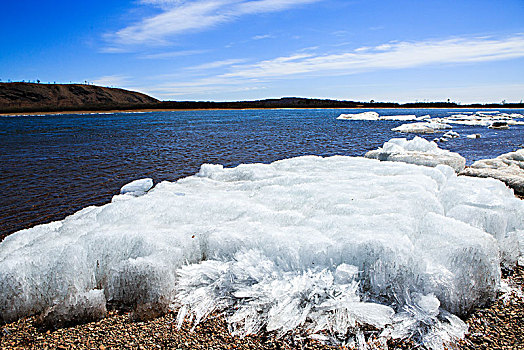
[1,0,523,103]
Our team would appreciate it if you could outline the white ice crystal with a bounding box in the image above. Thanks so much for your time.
[1,154,523,349]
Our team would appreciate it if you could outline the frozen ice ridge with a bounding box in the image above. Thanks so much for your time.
[365,136,466,172]
[1,154,523,349]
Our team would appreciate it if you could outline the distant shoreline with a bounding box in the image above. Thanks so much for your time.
[2,106,524,117]
[2,83,523,116]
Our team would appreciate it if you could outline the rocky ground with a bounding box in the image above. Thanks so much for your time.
[0,310,419,350]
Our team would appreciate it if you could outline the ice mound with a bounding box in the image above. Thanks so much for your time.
[337,111,380,120]
[467,134,481,139]
[365,137,466,172]
[444,113,524,127]
[120,178,153,196]
[1,155,523,348]
[113,178,154,202]
[337,112,419,121]
[460,149,524,194]
[392,121,451,134]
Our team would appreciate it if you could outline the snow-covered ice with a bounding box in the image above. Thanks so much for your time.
[337,112,380,120]
[466,134,481,139]
[460,149,524,194]
[337,112,418,121]
[365,137,466,172]
[1,154,523,348]
[392,121,451,134]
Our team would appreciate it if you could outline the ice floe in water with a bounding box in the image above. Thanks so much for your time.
[337,112,419,121]
[365,136,466,172]
[1,154,523,348]
[337,111,380,120]
[392,121,452,134]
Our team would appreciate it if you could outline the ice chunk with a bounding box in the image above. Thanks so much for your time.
[392,121,451,133]
[365,137,466,172]
[392,122,436,133]
[466,134,481,139]
[120,178,153,196]
[337,112,418,121]
[460,149,524,194]
[443,131,459,139]
[337,112,379,120]
[1,155,523,349]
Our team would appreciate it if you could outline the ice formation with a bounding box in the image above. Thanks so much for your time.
[1,154,523,348]
[337,112,419,121]
[466,134,481,139]
[113,178,154,202]
[444,112,524,127]
[338,111,523,131]
[337,112,380,120]
[392,121,451,134]
[460,149,524,194]
[365,137,466,172]
[120,178,153,196]
[442,131,459,139]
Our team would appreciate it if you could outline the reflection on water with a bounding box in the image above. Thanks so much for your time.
[1,108,523,237]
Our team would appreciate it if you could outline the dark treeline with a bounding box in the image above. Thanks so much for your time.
[1,83,523,113]
[158,98,524,110]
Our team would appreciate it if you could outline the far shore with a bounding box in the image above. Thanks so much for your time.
[2,106,523,117]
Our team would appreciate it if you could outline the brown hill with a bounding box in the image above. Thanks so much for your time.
[0,83,159,113]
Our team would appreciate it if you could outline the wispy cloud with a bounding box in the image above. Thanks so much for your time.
[140,49,208,59]
[221,34,524,79]
[252,34,274,40]
[108,0,322,47]
[186,58,248,70]
[142,34,524,99]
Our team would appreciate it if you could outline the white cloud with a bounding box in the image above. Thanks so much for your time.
[139,34,524,100]
[221,34,524,79]
[186,58,247,70]
[108,0,322,47]
[252,34,273,40]
[140,49,208,59]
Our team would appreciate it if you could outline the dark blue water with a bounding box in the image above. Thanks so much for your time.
[1,108,523,237]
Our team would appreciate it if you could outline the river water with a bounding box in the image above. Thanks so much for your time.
[1,108,523,237]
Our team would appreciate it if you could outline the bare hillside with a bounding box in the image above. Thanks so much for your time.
[0,83,159,113]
